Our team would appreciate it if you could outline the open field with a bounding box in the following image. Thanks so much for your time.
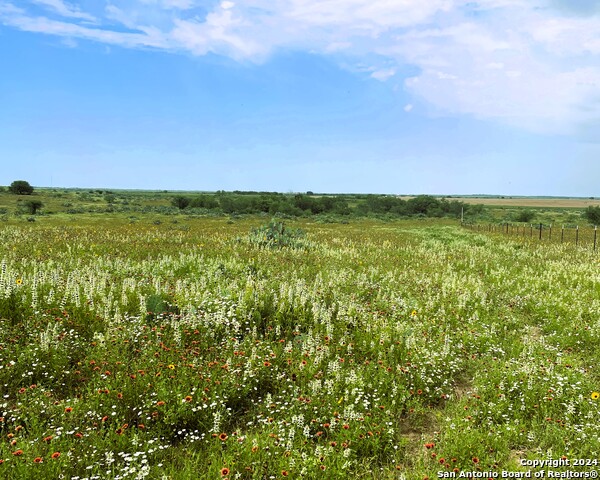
[1,216,599,479]
[443,197,600,208]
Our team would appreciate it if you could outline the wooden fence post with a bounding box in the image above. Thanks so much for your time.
[561,225,564,243]
[549,224,552,241]
[576,226,579,246]
[539,223,543,240]
[594,226,597,252]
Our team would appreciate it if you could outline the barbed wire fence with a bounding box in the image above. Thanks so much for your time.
[461,222,599,251]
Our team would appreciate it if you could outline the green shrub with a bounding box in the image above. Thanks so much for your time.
[0,292,28,326]
[514,209,535,223]
[145,293,179,322]
[23,200,43,214]
[248,219,307,249]
[172,196,190,210]
[583,205,600,225]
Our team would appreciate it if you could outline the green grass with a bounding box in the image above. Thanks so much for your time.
[0,216,599,479]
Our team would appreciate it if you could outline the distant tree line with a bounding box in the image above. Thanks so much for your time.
[171,192,473,219]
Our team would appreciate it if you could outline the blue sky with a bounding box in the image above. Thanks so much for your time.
[1,0,599,194]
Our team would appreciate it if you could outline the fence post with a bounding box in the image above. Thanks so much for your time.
[576,226,579,246]
[539,223,543,240]
[549,224,552,241]
[530,224,533,237]
[595,226,597,252]
[561,225,564,243]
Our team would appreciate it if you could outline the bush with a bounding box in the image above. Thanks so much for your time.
[189,195,219,209]
[172,196,190,210]
[514,209,535,223]
[23,200,43,215]
[583,206,600,225]
[145,294,179,323]
[9,180,34,195]
[248,219,307,249]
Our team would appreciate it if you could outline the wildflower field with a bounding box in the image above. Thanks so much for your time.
[0,217,599,479]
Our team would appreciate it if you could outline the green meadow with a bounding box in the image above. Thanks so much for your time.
[0,201,599,479]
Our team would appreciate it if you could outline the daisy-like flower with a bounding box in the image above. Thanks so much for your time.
[15,278,23,285]
[219,433,228,441]
[51,452,61,459]
[220,467,230,476]
[591,392,599,400]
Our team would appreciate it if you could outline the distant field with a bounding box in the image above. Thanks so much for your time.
[442,197,600,208]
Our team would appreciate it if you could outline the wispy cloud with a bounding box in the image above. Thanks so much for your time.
[31,0,95,21]
[2,0,599,134]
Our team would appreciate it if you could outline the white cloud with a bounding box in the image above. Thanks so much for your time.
[529,16,600,55]
[1,0,599,134]
[3,12,167,49]
[0,2,24,15]
[31,0,95,21]
[138,0,197,9]
[370,68,396,81]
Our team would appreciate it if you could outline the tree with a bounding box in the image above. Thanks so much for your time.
[9,180,34,195]
[514,209,535,223]
[24,200,43,214]
[583,206,600,225]
[171,196,190,210]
